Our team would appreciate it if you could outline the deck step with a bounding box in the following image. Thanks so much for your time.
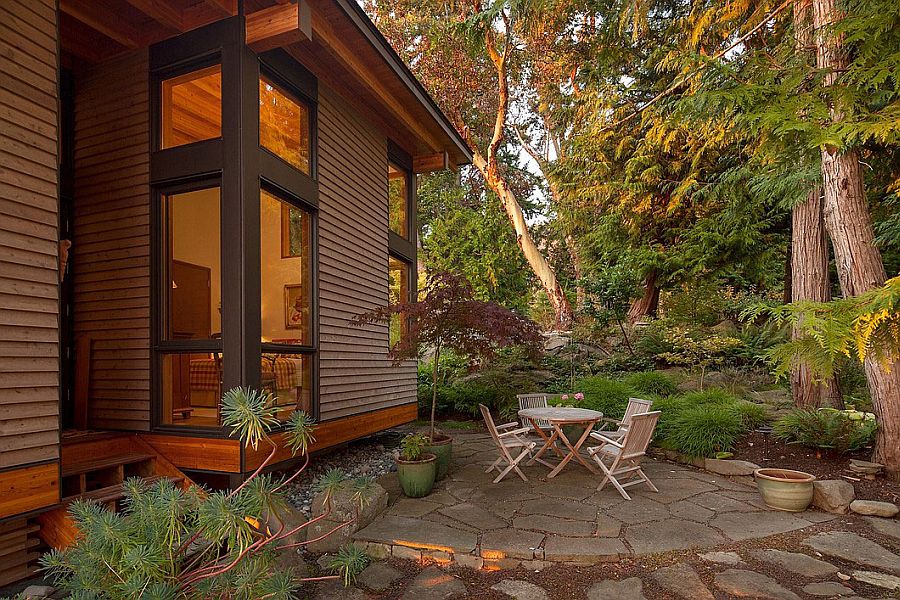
[62,452,156,477]
[62,475,184,505]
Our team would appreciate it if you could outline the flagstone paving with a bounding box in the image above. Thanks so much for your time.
[354,432,835,564]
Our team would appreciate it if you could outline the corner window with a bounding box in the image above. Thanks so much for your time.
[260,75,311,174]
[261,188,314,420]
[389,255,411,348]
[389,162,409,238]
[160,65,222,149]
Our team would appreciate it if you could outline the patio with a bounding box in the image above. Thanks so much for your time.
[354,430,836,567]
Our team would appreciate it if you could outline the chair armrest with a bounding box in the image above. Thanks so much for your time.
[600,417,622,425]
[498,427,533,438]
[589,431,624,447]
[497,422,520,430]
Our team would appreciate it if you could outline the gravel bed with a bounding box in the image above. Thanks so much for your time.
[283,431,403,517]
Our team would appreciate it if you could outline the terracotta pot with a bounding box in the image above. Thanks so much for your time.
[396,454,437,498]
[754,468,816,512]
[426,434,453,480]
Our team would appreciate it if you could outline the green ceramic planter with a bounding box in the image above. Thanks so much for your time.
[754,468,815,512]
[426,435,453,480]
[397,454,437,498]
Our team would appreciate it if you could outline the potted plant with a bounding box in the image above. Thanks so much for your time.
[396,433,437,498]
[356,271,541,481]
[754,468,816,512]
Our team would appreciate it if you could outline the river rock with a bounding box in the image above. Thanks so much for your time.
[812,480,855,514]
[850,500,899,518]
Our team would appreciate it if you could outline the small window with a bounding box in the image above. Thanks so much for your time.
[261,189,312,346]
[389,162,409,238]
[163,187,222,341]
[161,65,222,149]
[389,255,410,347]
[260,75,311,174]
[160,352,224,427]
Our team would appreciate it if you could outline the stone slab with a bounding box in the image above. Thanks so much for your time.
[604,498,669,524]
[480,529,545,560]
[354,516,478,554]
[713,569,801,600]
[586,577,646,600]
[748,549,838,577]
[519,497,598,521]
[401,566,467,600]
[542,536,628,563]
[511,514,595,537]
[626,518,726,555]
[491,579,550,600]
[651,562,715,600]
[357,562,403,592]
[804,531,900,575]
[711,510,812,542]
[699,551,742,565]
[802,582,855,596]
[438,502,507,530]
[852,570,900,591]
[705,459,759,476]
[850,500,899,518]
[866,516,900,540]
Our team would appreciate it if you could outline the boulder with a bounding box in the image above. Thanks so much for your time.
[23,586,56,600]
[705,459,760,477]
[848,459,884,476]
[812,480,855,514]
[850,500,899,518]
[306,480,388,553]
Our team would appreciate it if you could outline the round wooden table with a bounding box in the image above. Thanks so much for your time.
[518,406,604,478]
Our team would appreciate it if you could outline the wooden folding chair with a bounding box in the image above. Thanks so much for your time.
[590,397,653,443]
[480,404,537,484]
[516,393,553,432]
[588,410,661,500]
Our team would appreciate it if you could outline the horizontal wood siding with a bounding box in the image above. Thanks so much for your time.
[317,84,417,421]
[0,0,60,470]
[72,50,152,431]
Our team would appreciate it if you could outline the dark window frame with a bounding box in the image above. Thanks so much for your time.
[387,142,415,262]
[149,18,321,436]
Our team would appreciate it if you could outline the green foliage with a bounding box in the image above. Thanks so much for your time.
[660,283,728,327]
[656,327,743,389]
[622,371,678,398]
[664,405,746,458]
[562,375,632,420]
[580,264,642,354]
[328,544,370,587]
[41,389,371,598]
[400,433,429,461]
[733,321,789,367]
[773,409,878,454]
[593,353,656,375]
[732,401,770,429]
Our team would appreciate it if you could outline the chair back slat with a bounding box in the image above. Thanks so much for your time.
[622,398,653,426]
[621,410,661,460]
[480,404,504,448]
[517,393,551,429]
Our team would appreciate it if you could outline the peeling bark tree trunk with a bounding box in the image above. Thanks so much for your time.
[628,270,659,324]
[472,150,574,328]
[813,0,900,477]
[790,187,842,409]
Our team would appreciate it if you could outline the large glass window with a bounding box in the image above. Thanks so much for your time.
[388,162,409,238]
[260,75,311,174]
[389,255,410,347]
[261,189,313,420]
[160,186,223,428]
[161,65,222,149]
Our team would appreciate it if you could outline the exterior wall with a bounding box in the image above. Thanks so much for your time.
[317,84,418,421]
[0,0,61,479]
[71,50,152,431]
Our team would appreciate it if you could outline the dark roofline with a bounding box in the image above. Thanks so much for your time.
[334,0,473,164]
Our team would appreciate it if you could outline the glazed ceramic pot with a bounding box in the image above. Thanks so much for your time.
[426,434,453,480]
[754,468,816,512]
[396,453,437,498]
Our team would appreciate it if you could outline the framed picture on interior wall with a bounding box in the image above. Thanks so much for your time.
[284,284,304,329]
[281,204,304,258]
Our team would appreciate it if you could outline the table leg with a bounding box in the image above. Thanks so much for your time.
[547,421,600,478]
[526,418,562,468]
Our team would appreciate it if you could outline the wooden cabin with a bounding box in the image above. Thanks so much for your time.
[0,0,470,584]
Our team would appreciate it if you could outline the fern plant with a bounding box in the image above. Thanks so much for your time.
[773,409,878,455]
[36,387,374,599]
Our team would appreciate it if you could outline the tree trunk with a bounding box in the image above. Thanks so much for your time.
[472,150,574,329]
[628,270,660,324]
[790,187,842,409]
[812,0,900,477]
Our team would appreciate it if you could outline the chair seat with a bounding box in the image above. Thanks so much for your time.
[588,443,620,457]
[502,438,535,449]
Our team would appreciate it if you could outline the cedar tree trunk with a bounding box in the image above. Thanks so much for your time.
[790,187,842,408]
[628,270,660,324]
[813,0,900,477]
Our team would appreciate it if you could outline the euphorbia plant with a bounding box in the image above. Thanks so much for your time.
[356,271,541,442]
[37,388,375,599]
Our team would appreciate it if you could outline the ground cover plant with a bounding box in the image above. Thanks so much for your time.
[32,388,373,599]
[773,408,878,456]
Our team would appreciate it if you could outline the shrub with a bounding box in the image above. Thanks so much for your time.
[665,405,746,457]
[567,375,632,419]
[732,401,770,428]
[773,409,877,454]
[679,388,742,406]
[594,353,655,375]
[656,328,743,390]
[623,371,678,398]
